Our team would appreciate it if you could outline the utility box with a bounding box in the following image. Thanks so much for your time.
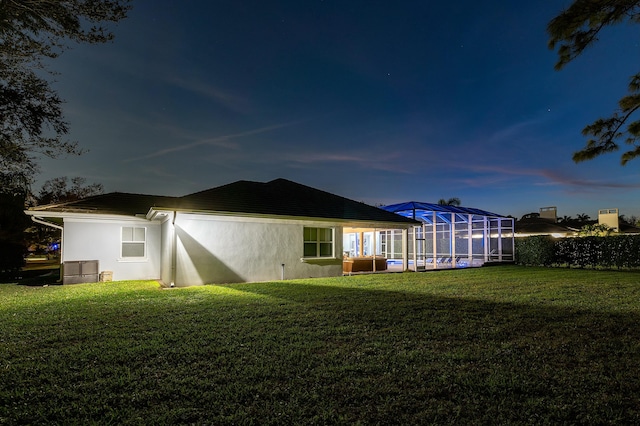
[63,260,99,284]
[99,271,113,282]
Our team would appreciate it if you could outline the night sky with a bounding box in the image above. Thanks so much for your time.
[39,0,640,219]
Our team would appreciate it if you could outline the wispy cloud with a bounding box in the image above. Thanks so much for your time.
[166,76,252,114]
[283,150,413,174]
[76,46,254,115]
[537,169,640,190]
[485,118,545,144]
[456,163,640,190]
[124,121,301,162]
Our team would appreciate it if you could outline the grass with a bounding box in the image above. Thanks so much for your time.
[1,265,640,424]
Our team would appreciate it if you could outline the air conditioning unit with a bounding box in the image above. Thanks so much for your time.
[63,260,99,284]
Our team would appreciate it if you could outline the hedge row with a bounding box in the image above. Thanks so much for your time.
[515,234,640,269]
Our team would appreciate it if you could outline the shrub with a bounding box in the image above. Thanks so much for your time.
[516,234,640,269]
[515,235,555,266]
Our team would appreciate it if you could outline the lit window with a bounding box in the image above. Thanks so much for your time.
[303,227,334,258]
[122,227,145,258]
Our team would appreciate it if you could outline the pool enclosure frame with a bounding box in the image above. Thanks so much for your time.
[343,202,515,271]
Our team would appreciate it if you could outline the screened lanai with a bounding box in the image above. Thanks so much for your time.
[343,202,514,272]
[383,202,514,270]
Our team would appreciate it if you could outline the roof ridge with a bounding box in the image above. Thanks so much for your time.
[181,179,258,198]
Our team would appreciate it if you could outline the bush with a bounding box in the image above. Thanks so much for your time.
[515,235,555,266]
[516,234,640,269]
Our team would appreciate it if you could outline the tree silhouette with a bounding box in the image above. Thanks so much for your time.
[558,215,574,223]
[547,0,640,165]
[437,197,461,207]
[0,0,131,191]
[576,213,591,223]
[37,177,104,205]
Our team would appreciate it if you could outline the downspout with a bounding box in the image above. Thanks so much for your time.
[31,216,64,282]
[171,211,177,287]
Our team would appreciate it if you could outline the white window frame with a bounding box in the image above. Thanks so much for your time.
[303,227,334,258]
[121,226,146,259]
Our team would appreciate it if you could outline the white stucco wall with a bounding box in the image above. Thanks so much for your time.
[63,218,161,281]
[173,214,343,286]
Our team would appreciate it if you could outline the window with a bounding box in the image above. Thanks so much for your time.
[303,227,334,258]
[122,227,146,258]
[380,231,388,257]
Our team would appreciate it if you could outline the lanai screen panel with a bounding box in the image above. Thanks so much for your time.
[381,202,514,267]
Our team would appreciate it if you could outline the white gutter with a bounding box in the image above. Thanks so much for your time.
[146,207,418,229]
[31,215,63,231]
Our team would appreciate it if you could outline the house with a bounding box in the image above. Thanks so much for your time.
[597,209,640,234]
[514,207,576,238]
[25,179,418,286]
[514,206,640,237]
[514,218,578,238]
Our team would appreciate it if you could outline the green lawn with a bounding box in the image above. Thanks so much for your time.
[1,266,640,424]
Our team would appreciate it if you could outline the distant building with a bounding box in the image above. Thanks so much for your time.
[514,219,577,238]
[539,206,557,222]
[515,206,575,238]
[516,206,640,237]
[598,208,619,231]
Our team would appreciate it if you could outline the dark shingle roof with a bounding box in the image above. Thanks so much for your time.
[28,193,179,216]
[28,179,417,225]
[514,218,577,235]
[178,179,417,223]
[619,223,640,234]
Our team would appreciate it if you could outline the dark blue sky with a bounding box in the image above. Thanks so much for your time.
[40,0,640,219]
